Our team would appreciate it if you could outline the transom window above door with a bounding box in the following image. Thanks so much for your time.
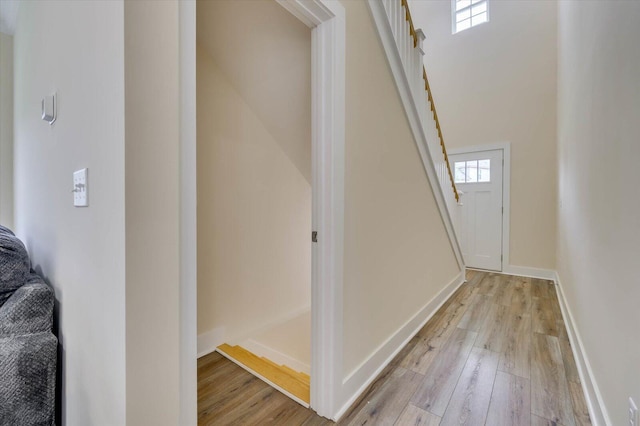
[454,159,490,183]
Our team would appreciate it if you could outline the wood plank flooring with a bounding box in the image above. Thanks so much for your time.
[198,270,591,425]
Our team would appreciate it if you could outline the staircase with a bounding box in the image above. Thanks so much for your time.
[216,343,311,406]
[368,0,464,268]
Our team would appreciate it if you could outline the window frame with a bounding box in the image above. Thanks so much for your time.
[451,0,490,34]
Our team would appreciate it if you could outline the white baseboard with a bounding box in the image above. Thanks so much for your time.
[197,326,226,358]
[241,338,311,375]
[333,270,465,421]
[502,265,556,280]
[554,272,611,426]
[197,305,311,359]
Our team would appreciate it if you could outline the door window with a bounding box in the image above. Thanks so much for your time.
[454,159,490,183]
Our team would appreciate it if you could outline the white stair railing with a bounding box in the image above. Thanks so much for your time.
[382,0,459,207]
[369,0,464,268]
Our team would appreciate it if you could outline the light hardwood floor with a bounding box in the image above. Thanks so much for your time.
[197,270,591,425]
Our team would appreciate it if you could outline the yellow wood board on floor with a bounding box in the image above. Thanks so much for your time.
[216,343,310,404]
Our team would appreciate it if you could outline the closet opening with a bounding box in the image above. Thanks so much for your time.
[196,0,313,406]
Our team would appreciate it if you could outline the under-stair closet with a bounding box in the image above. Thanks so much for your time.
[195,0,313,405]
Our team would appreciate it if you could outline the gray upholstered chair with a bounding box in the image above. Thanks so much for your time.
[0,226,57,425]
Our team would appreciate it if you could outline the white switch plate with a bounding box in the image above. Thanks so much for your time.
[73,168,88,207]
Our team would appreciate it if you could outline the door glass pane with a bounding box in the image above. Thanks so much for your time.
[478,159,490,182]
[466,160,478,183]
[454,161,466,183]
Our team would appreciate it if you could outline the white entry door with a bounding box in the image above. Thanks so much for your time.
[450,149,503,271]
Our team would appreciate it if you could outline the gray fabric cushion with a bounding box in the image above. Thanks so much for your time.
[0,231,32,308]
[0,225,15,236]
[0,226,57,425]
[0,281,54,337]
[0,332,57,426]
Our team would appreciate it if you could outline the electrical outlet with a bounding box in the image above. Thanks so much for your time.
[630,398,638,426]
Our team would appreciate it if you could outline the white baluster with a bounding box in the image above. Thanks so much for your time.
[390,2,396,44]
[414,29,424,103]
[415,28,426,56]
[416,59,421,98]
[394,4,400,54]
[383,0,393,15]
[387,3,393,41]
[415,28,425,95]
[396,4,403,54]
[413,48,419,93]
[408,39,413,85]
[405,20,410,72]
[401,15,407,69]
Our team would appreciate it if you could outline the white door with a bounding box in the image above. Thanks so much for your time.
[450,149,503,271]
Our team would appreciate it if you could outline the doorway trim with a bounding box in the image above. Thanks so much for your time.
[179,1,197,425]
[448,142,511,271]
[178,0,346,421]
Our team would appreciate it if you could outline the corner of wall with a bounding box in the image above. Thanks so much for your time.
[0,33,14,229]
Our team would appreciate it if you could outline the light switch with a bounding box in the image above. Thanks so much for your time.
[41,93,56,124]
[73,168,88,207]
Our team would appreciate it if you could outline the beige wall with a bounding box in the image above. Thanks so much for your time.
[557,1,640,424]
[197,0,312,183]
[0,33,13,229]
[13,1,126,424]
[196,1,311,342]
[124,1,181,424]
[410,0,558,270]
[342,0,460,376]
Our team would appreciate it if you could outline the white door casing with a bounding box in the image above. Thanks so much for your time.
[179,0,345,422]
[278,0,346,418]
[450,149,503,271]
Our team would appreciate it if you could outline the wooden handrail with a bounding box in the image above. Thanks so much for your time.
[400,0,460,203]
[400,0,418,47]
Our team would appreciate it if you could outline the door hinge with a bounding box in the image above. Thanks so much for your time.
[502,207,504,214]
[312,231,318,243]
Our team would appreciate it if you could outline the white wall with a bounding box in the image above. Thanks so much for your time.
[410,0,558,271]
[13,1,126,424]
[0,33,13,229]
[557,1,640,424]
[14,1,184,424]
[341,0,461,377]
